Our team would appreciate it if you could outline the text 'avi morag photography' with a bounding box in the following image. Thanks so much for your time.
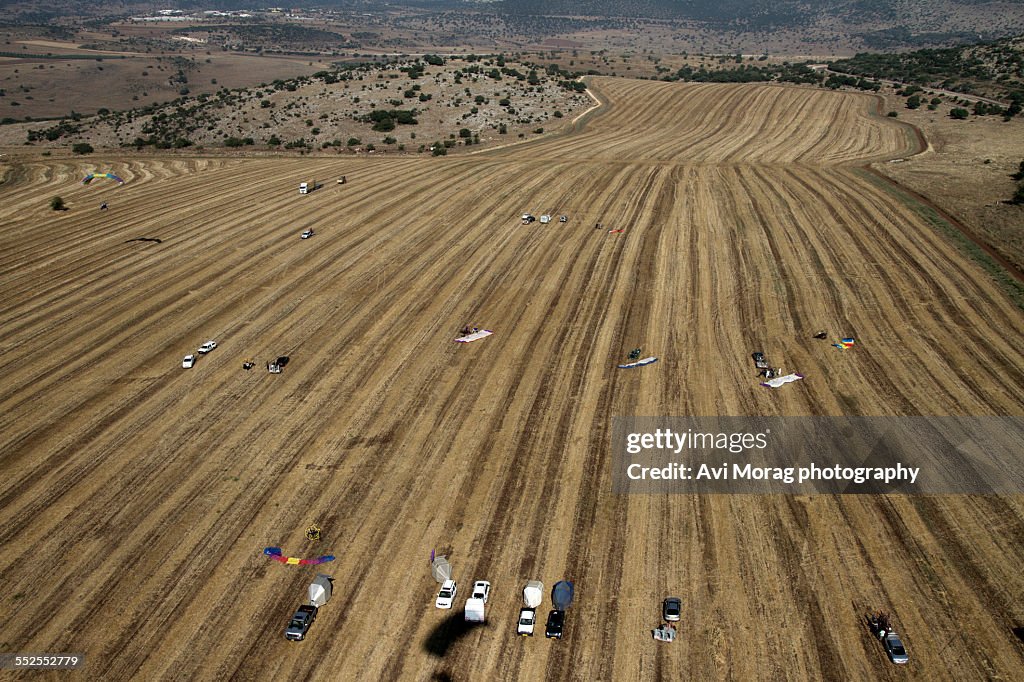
[611,417,1024,494]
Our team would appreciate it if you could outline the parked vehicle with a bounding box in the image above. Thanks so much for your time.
[436,579,457,609]
[299,180,321,194]
[471,581,490,602]
[545,610,565,639]
[182,354,196,368]
[559,215,568,223]
[540,214,551,224]
[662,597,682,622]
[883,632,909,664]
[465,597,485,622]
[301,228,314,239]
[868,612,909,664]
[285,605,317,641]
[517,608,537,636]
[197,340,217,354]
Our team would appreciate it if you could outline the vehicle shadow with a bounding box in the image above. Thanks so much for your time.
[423,612,488,657]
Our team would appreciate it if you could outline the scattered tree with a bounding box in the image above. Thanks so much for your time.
[50,196,65,211]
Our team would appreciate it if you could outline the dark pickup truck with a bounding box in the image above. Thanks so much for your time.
[285,604,317,641]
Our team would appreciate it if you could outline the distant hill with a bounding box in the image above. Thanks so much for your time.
[830,34,1024,100]
[1,0,1021,51]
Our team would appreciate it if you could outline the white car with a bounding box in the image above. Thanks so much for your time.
[197,340,217,354]
[301,229,314,239]
[435,579,457,609]
[471,580,491,603]
[182,354,196,369]
[517,607,537,636]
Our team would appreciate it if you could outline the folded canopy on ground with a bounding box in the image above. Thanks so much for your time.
[833,338,856,350]
[760,373,805,388]
[455,330,492,343]
[618,356,658,368]
[431,555,452,583]
[552,580,575,610]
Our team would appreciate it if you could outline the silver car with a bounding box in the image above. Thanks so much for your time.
[883,632,909,664]
[662,597,682,622]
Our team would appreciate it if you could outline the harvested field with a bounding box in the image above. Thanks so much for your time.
[1,77,1023,680]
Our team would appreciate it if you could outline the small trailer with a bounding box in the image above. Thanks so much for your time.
[653,624,677,642]
[539,214,551,224]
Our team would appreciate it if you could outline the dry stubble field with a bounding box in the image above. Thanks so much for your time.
[1,77,1023,680]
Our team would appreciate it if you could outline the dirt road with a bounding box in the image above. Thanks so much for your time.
[1,78,1022,680]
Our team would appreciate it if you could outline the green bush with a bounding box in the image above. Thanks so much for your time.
[71,142,93,154]
[950,107,969,119]
[50,196,65,210]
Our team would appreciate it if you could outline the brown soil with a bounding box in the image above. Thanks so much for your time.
[1,77,1023,681]
[873,91,1024,273]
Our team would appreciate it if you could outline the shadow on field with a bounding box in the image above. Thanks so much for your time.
[423,612,487,657]
[125,237,163,244]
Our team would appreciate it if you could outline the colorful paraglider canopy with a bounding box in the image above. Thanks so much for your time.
[263,547,335,565]
[82,172,124,185]
[832,338,856,350]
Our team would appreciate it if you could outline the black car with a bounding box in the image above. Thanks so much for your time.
[285,604,317,641]
[545,609,565,639]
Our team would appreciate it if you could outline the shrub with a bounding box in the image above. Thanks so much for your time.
[950,108,969,120]
[50,196,65,210]
[72,142,93,154]
[347,137,361,146]
[459,128,471,138]
[887,111,898,117]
